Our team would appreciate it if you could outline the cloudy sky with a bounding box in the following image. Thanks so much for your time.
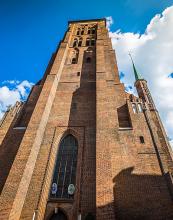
[0,0,173,144]
[109,6,173,145]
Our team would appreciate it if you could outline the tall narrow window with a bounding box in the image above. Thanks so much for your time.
[86,38,95,47]
[78,38,82,47]
[86,38,90,46]
[88,28,91,34]
[92,28,95,34]
[70,48,79,64]
[50,134,78,199]
[77,29,80,35]
[132,103,137,113]
[91,39,95,46]
[139,136,145,143]
[73,38,78,47]
[138,103,143,113]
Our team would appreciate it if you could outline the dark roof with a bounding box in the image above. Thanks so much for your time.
[68,18,106,26]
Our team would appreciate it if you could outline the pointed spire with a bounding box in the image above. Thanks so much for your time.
[129,53,143,81]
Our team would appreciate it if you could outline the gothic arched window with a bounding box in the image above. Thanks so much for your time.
[71,48,79,64]
[88,26,96,35]
[137,103,143,113]
[86,38,90,46]
[88,28,91,34]
[86,38,95,47]
[77,28,80,35]
[78,38,83,47]
[132,103,137,113]
[91,39,95,46]
[91,28,95,34]
[73,38,78,47]
[50,134,78,199]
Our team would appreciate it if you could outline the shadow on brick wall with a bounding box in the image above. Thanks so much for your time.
[112,167,173,220]
[67,47,96,218]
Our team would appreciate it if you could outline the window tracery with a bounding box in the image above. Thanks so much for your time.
[50,134,78,199]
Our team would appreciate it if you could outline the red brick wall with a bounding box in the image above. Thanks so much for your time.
[0,19,173,220]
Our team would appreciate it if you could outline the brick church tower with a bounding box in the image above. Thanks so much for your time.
[0,18,173,220]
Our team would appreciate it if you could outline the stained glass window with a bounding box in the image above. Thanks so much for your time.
[50,134,78,199]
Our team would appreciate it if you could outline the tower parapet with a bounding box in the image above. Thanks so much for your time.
[129,53,156,110]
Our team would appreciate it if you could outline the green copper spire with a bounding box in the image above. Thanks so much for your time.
[129,53,143,81]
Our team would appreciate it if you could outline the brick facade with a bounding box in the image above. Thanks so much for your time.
[0,18,173,220]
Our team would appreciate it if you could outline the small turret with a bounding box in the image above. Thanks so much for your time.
[129,53,143,81]
[129,53,156,110]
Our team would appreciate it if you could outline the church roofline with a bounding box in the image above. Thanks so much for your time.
[68,18,106,26]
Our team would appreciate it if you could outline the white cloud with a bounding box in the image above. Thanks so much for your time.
[2,80,20,85]
[0,80,33,118]
[106,16,114,31]
[17,80,33,97]
[109,6,173,143]
[170,140,173,148]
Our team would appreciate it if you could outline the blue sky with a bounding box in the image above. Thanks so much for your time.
[0,0,173,83]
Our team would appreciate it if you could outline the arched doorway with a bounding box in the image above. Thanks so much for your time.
[50,210,68,220]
